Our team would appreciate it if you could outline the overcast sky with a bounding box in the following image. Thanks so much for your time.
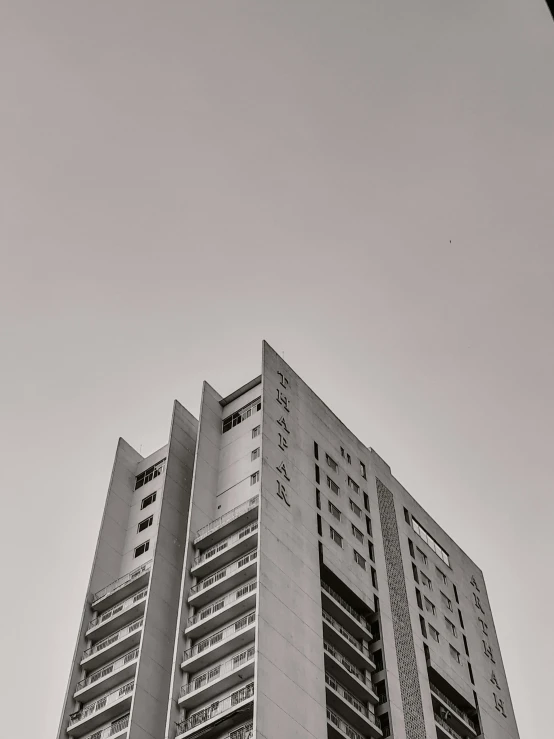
[1,2,553,737]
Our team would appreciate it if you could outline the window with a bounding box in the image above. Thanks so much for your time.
[134,541,150,558]
[463,634,470,656]
[360,461,367,480]
[371,567,378,589]
[424,597,436,616]
[317,514,322,536]
[350,499,362,518]
[417,548,428,565]
[458,610,465,630]
[315,465,320,484]
[340,447,345,458]
[363,492,370,512]
[436,567,447,585]
[408,539,415,558]
[421,572,432,590]
[328,501,341,521]
[441,592,453,612]
[411,518,450,567]
[222,397,261,433]
[137,515,153,533]
[352,524,364,543]
[251,448,260,461]
[354,550,366,569]
[330,526,343,547]
[429,625,440,643]
[346,453,351,464]
[252,425,260,439]
[453,583,459,604]
[250,471,259,485]
[326,454,338,472]
[327,476,340,495]
[135,459,166,490]
[450,645,461,664]
[347,476,359,494]
[314,441,319,460]
[141,491,157,510]
[365,516,372,536]
[412,563,419,583]
[445,618,458,638]
[368,541,375,562]
[419,615,427,638]
[403,507,410,524]
[415,589,423,609]
[316,489,321,510]
[468,662,475,685]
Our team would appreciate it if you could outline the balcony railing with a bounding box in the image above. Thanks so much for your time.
[82,715,129,739]
[189,551,257,596]
[180,646,255,698]
[223,722,253,739]
[183,612,256,662]
[76,649,139,692]
[188,581,257,627]
[325,673,370,719]
[321,581,368,628]
[92,561,152,604]
[176,682,254,735]
[83,619,143,659]
[322,611,371,659]
[323,641,368,684]
[194,496,259,543]
[193,522,259,568]
[69,682,134,726]
[430,684,478,733]
[327,707,375,739]
[88,588,148,630]
[434,713,464,739]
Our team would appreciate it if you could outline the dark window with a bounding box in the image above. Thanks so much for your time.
[350,499,362,518]
[134,541,150,558]
[222,397,261,433]
[403,507,410,524]
[317,514,322,536]
[354,550,366,569]
[315,465,320,484]
[468,662,475,684]
[251,448,260,461]
[365,515,372,536]
[340,447,345,458]
[137,515,153,533]
[412,563,419,583]
[408,539,415,558]
[252,425,260,439]
[330,526,343,547]
[135,459,166,490]
[326,454,339,472]
[458,609,465,630]
[415,588,423,609]
[450,645,461,663]
[347,476,359,494]
[360,461,367,480]
[419,615,427,638]
[463,634,470,656]
[371,567,378,589]
[316,489,321,510]
[327,476,340,495]
[250,471,259,485]
[352,523,364,543]
[141,491,157,510]
[346,453,351,464]
[424,643,431,661]
[328,501,341,521]
[314,441,319,460]
[453,583,459,603]
[368,541,375,562]
[363,492,370,512]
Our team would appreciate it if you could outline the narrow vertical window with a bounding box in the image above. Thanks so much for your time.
[252,425,260,439]
[251,448,260,461]
[314,441,319,460]
[250,471,260,485]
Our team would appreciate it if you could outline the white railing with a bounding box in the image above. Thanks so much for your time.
[69,682,134,726]
[176,683,254,735]
[76,649,139,692]
[180,646,255,697]
[81,714,129,739]
[83,619,143,659]
[183,612,256,662]
[193,522,259,568]
[92,561,152,603]
[194,497,259,543]
[321,580,368,628]
[323,641,367,684]
[88,588,148,630]
[322,611,372,660]
[189,551,257,595]
[224,722,254,739]
[188,580,257,627]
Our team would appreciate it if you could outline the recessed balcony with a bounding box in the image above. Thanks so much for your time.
[323,641,378,704]
[430,684,478,737]
[175,682,254,739]
[327,707,381,739]
[178,646,255,708]
[188,551,257,608]
[322,611,375,672]
[181,612,256,673]
[211,721,253,739]
[91,561,152,611]
[191,522,259,579]
[74,648,139,703]
[321,581,372,641]
[434,712,470,739]
[194,496,259,550]
[325,673,382,738]
[86,587,148,640]
[185,580,257,639]
[81,618,143,672]
[67,682,134,737]
[80,714,129,739]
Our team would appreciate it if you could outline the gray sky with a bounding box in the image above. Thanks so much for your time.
[1,2,552,736]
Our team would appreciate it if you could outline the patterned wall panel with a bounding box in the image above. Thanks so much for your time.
[376,479,426,739]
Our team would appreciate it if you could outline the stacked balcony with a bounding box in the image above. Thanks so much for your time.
[175,682,255,739]
[79,714,130,739]
[179,646,255,708]
[430,683,479,739]
[68,682,134,736]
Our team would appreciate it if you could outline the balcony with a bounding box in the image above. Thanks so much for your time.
[323,641,378,704]
[430,685,478,736]
[434,713,467,739]
[86,588,148,640]
[321,581,372,641]
[325,673,382,737]
[80,714,129,739]
[67,682,134,737]
[81,618,143,672]
[179,646,255,708]
[194,496,259,549]
[75,649,139,703]
[185,581,257,638]
[188,551,257,607]
[322,611,375,672]
[192,522,259,578]
[181,612,256,673]
[92,561,152,610]
[215,722,253,739]
[176,682,254,739]
[327,707,380,739]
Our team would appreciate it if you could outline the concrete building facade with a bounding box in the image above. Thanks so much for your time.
[58,341,520,739]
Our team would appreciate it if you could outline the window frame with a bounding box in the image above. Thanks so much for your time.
[327,476,340,495]
[250,471,260,485]
[251,447,260,461]
[134,540,150,558]
[252,425,261,439]
[326,453,338,473]
[349,499,362,518]
[353,550,366,570]
[329,526,343,548]
[351,523,364,544]
[140,491,157,510]
[328,500,342,521]
[347,476,360,494]
[137,515,153,533]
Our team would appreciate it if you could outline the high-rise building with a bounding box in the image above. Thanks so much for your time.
[58,341,519,739]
